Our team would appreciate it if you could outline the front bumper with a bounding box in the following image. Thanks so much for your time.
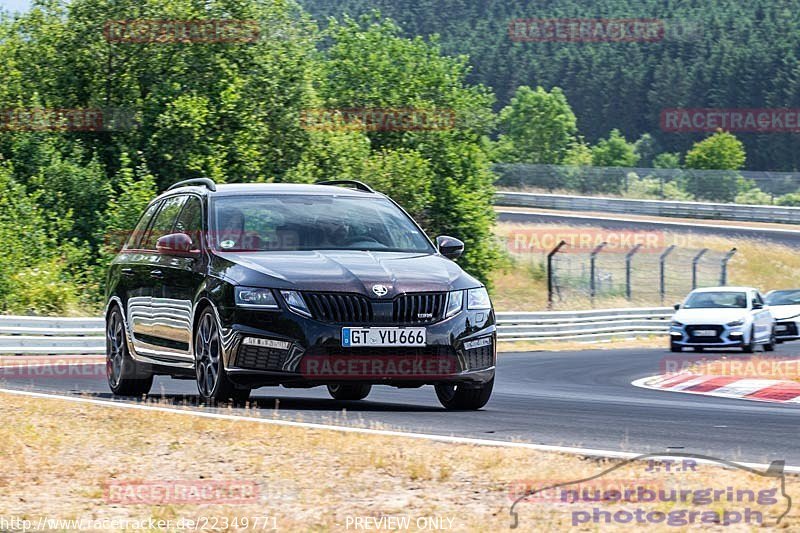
[669,323,745,348]
[774,319,800,341]
[219,305,497,388]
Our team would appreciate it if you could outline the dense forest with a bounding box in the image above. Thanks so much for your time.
[303,0,800,171]
[0,0,497,313]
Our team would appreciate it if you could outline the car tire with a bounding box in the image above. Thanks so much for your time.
[106,306,153,397]
[742,327,756,353]
[764,329,776,352]
[195,308,250,405]
[435,378,494,410]
[670,342,682,353]
[327,383,372,401]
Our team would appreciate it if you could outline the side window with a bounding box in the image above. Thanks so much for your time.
[125,201,162,250]
[173,196,203,249]
[754,293,765,306]
[141,196,188,250]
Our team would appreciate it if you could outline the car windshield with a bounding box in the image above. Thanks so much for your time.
[683,291,748,309]
[766,290,800,306]
[210,194,433,253]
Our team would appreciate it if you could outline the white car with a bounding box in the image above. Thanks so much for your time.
[765,289,800,342]
[669,287,776,353]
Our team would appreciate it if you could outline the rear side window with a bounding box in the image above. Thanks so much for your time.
[125,201,162,250]
[141,195,188,250]
[173,196,203,249]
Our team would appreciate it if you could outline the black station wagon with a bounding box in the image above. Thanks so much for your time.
[105,179,496,409]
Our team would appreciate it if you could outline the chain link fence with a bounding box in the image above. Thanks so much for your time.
[543,242,736,309]
[494,163,800,203]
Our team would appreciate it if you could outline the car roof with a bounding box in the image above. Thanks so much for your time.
[158,183,381,199]
[690,286,757,293]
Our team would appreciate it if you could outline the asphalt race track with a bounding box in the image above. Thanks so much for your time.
[3,344,799,466]
[497,209,800,247]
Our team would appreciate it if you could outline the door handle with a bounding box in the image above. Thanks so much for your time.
[121,268,134,277]
[150,269,164,279]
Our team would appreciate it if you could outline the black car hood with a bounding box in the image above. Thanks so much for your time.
[213,250,480,295]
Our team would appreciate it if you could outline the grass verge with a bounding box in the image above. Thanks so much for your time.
[0,391,797,531]
[491,221,800,312]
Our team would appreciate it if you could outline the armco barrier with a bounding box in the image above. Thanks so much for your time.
[0,308,672,354]
[0,316,104,354]
[496,307,672,342]
[495,191,800,225]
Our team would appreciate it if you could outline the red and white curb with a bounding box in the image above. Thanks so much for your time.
[632,373,800,404]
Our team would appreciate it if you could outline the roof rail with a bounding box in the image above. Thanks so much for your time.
[167,178,217,192]
[316,180,375,193]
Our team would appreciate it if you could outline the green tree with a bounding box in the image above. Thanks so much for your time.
[684,131,747,201]
[100,152,158,264]
[497,86,577,164]
[653,152,682,169]
[591,129,639,168]
[316,15,499,285]
[0,162,83,314]
[685,131,746,171]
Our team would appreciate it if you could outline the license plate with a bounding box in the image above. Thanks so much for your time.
[342,327,426,347]
[777,325,788,332]
[694,330,717,337]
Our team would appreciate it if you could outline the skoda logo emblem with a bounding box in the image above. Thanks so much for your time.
[372,284,389,297]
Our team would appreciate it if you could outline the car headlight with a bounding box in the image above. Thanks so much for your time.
[727,319,745,327]
[671,321,684,327]
[467,287,492,310]
[235,287,279,309]
[445,290,464,318]
[280,290,312,317]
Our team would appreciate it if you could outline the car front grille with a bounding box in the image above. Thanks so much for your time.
[304,292,373,323]
[463,343,495,370]
[235,344,291,371]
[393,293,447,324]
[303,291,447,325]
[685,325,724,343]
[777,322,799,336]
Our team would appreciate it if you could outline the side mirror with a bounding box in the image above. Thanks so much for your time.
[674,303,681,311]
[156,233,198,257]
[753,302,764,310]
[436,235,464,260]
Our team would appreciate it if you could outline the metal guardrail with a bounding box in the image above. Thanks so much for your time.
[496,307,673,342]
[0,309,672,354]
[0,316,104,354]
[495,191,800,225]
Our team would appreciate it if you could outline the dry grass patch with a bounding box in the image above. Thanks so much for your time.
[0,392,798,531]
[491,222,800,312]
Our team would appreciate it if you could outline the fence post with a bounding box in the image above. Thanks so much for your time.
[720,248,738,285]
[659,245,676,305]
[589,242,608,307]
[691,248,709,289]
[547,240,568,310]
[625,244,643,301]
